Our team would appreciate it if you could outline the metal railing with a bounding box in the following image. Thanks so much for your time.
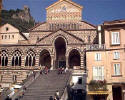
[60,70,72,100]
[86,44,106,51]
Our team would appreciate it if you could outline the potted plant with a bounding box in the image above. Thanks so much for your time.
[88,80,108,91]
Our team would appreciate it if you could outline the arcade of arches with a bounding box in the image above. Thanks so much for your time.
[0,38,85,69]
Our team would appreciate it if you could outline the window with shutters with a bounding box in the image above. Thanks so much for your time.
[95,53,101,61]
[114,52,120,60]
[93,66,104,80]
[111,32,120,45]
[113,63,121,76]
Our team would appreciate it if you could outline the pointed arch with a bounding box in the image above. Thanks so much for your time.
[12,50,22,66]
[25,50,36,66]
[1,50,8,66]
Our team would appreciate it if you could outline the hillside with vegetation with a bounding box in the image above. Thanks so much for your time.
[0,6,35,32]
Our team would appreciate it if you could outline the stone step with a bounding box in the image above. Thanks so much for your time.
[20,71,71,100]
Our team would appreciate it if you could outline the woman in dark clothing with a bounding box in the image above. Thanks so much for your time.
[49,96,54,100]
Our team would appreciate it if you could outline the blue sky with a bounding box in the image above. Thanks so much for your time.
[3,0,125,25]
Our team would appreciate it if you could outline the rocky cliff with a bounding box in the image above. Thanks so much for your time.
[12,5,34,22]
[0,5,35,32]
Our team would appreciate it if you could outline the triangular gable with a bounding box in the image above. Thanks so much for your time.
[46,0,83,10]
[37,29,84,45]
[29,22,47,31]
[0,23,19,33]
[0,23,28,40]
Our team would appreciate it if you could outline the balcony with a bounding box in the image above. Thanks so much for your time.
[86,44,106,51]
[88,80,108,91]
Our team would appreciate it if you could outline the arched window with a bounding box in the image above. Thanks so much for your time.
[12,50,22,66]
[25,50,36,66]
[1,50,8,66]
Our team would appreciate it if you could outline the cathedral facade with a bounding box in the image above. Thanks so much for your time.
[1,0,125,100]
[0,0,109,100]
[0,0,97,86]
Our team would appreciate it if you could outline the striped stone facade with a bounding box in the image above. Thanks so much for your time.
[0,0,97,89]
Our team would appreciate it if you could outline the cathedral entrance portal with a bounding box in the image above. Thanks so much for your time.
[55,37,66,68]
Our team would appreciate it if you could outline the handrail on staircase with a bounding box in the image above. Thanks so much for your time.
[60,70,72,100]
[11,70,41,100]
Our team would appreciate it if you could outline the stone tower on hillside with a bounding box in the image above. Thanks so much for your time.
[12,5,34,22]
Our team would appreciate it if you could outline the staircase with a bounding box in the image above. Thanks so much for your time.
[20,70,71,100]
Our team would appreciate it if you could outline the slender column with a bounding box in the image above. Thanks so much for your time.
[4,57,5,66]
[1,57,2,66]
[50,55,54,70]
[28,56,29,66]
[14,56,16,66]
[35,54,39,67]
[31,56,33,66]
[8,54,12,67]
[18,56,19,66]
[98,25,102,45]
[81,54,84,69]
[99,32,102,45]
[21,54,25,67]
[66,56,69,68]
[80,53,84,69]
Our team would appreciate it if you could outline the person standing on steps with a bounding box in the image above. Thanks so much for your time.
[55,90,60,100]
[40,69,43,75]
[54,95,57,100]
[62,67,64,74]
[65,67,68,73]
[45,66,48,74]
[33,71,36,79]
[49,96,54,100]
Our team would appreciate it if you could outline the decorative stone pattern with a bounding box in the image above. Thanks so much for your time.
[46,0,82,22]
[37,30,84,45]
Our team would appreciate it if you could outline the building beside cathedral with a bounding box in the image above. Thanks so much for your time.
[86,20,125,100]
[0,0,125,100]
